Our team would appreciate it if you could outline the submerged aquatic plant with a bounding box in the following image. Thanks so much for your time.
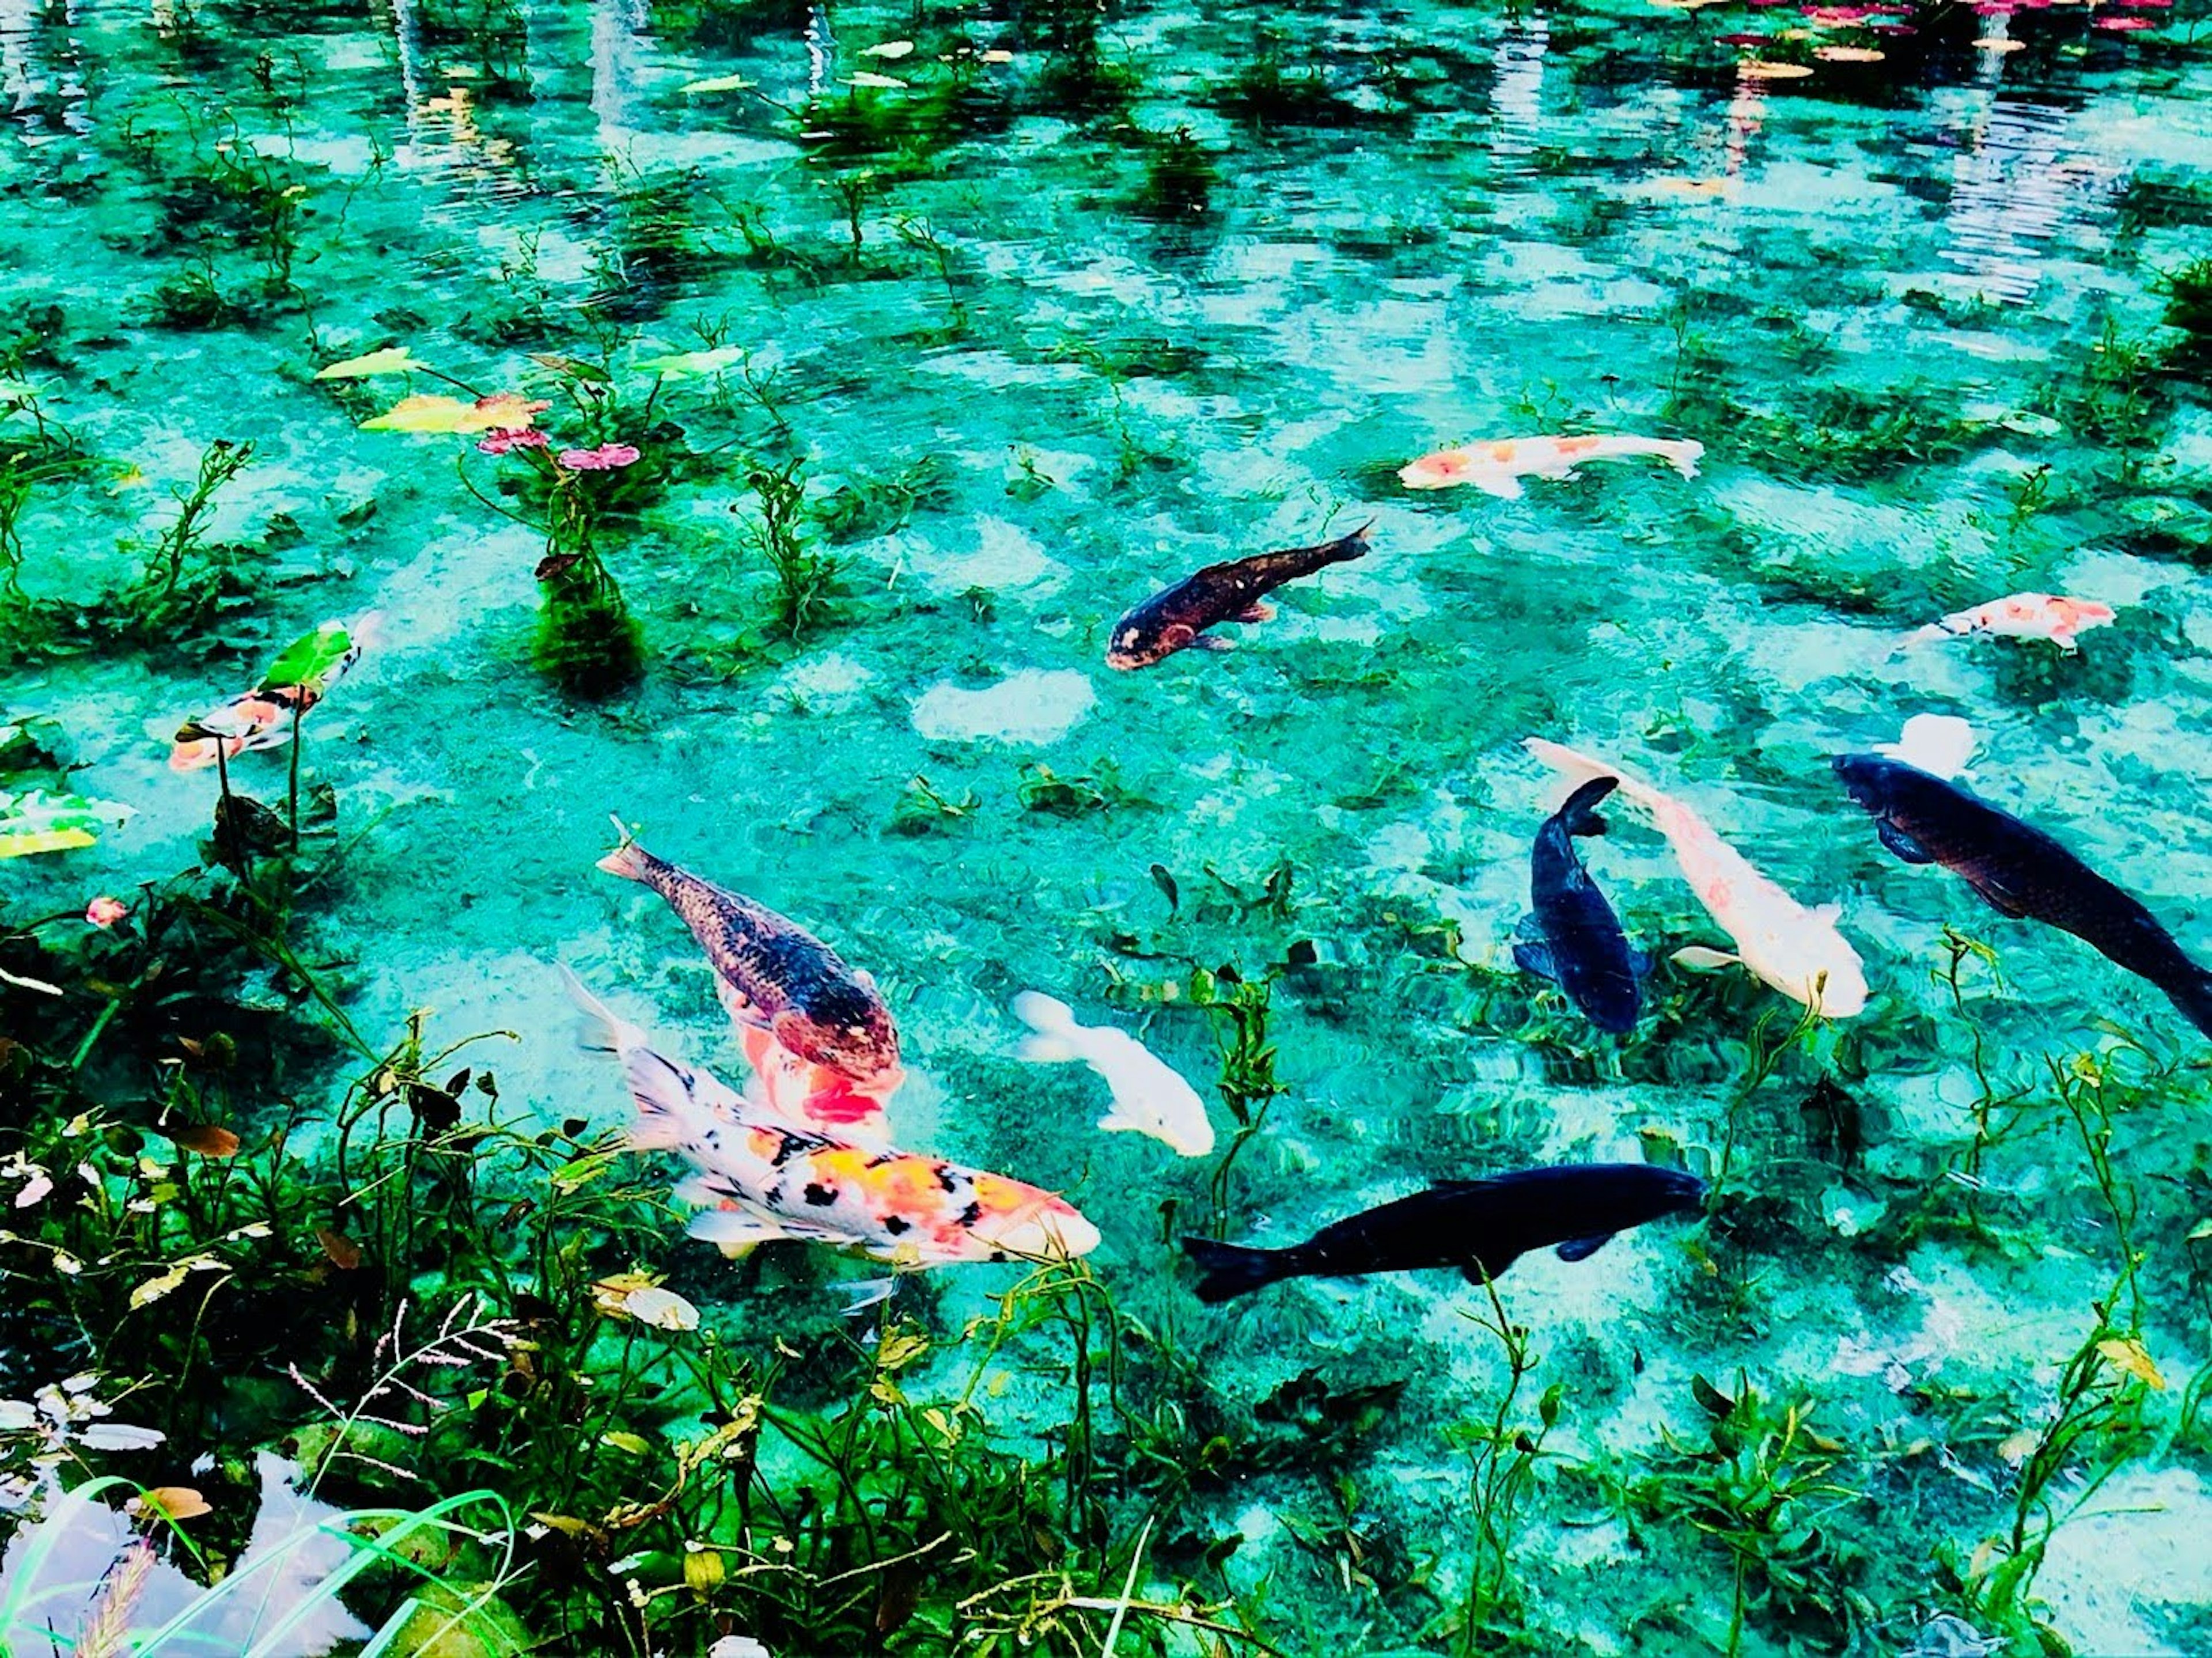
[741,457,841,647]
[344,353,650,696]
[1621,1375,1870,1653]
[121,439,255,637]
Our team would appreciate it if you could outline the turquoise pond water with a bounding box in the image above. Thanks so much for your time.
[4,0,2212,1651]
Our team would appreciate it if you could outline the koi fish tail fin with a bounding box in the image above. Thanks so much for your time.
[1012,991,1081,1063]
[1526,738,1658,815]
[1559,776,1619,837]
[1327,520,1378,563]
[1667,439,1705,479]
[558,964,630,1054]
[2161,964,2212,1040]
[596,813,650,881]
[1181,1236,1292,1303]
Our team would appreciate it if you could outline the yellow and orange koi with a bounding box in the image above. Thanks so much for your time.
[565,969,1097,1266]
[1400,434,1705,498]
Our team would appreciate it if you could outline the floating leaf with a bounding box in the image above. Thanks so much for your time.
[129,1261,194,1310]
[259,621,357,697]
[861,39,914,56]
[162,1124,241,1158]
[843,71,908,88]
[601,1431,654,1456]
[362,392,547,434]
[315,347,428,380]
[2096,1336,2167,1390]
[635,346,748,381]
[679,72,756,93]
[138,1486,213,1520]
[316,1227,363,1269]
[0,788,132,859]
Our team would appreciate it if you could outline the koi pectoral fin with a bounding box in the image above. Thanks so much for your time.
[1234,601,1277,624]
[1555,1232,1616,1262]
[1193,634,1234,652]
[1512,940,1560,984]
[1671,946,1743,973]
[1876,820,1937,865]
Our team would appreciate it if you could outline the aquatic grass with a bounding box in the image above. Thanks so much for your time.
[740,456,842,648]
[119,438,256,639]
[0,1473,520,1658]
[1428,1276,1561,1653]
[1190,964,1287,1239]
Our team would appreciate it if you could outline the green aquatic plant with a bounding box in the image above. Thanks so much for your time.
[1433,1278,1562,1653]
[119,438,255,637]
[2157,255,2212,358]
[1621,1375,1869,1654]
[1190,963,1287,1238]
[743,456,842,646]
[1131,126,1221,222]
[889,773,980,834]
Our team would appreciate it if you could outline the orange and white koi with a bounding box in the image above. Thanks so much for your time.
[597,823,903,1095]
[169,654,363,772]
[566,969,1096,1265]
[1525,739,1869,1017]
[1911,593,2115,655]
[1400,434,1705,499]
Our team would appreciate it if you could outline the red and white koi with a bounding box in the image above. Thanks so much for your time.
[1399,434,1705,499]
[1525,739,1869,1017]
[565,969,1098,1266]
[732,1023,898,1148]
[1911,593,2115,654]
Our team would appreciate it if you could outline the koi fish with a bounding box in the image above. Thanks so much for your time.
[597,822,903,1093]
[169,624,366,773]
[1105,523,1372,669]
[1526,738,1869,1017]
[1910,593,2116,654]
[1011,992,1214,1156]
[732,1023,898,1148]
[1182,1162,1706,1303]
[1399,435,1704,499]
[1516,777,1643,1034]
[1832,752,2212,1038]
[565,968,1099,1264]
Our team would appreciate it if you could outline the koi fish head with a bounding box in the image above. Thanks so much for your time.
[1831,751,1908,814]
[772,993,903,1093]
[1105,619,1193,670]
[963,1176,1101,1259]
[1397,447,1478,490]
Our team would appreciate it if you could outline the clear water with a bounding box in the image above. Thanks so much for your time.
[5,0,2212,1651]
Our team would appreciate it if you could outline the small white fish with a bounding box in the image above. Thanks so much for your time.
[1399,434,1705,499]
[1011,992,1215,1157]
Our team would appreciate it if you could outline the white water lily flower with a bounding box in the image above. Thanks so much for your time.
[708,1639,771,1658]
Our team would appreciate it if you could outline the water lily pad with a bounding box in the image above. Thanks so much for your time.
[259,621,356,697]
[861,39,915,56]
[844,71,908,88]
[679,72,756,93]
[315,347,428,380]
[635,346,748,380]
[0,788,132,859]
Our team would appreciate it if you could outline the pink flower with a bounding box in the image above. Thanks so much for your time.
[556,443,642,472]
[476,427,551,456]
[85,896,128,929]
[2094,13,2153,24]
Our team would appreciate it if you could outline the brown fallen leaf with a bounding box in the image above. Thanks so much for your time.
[137,1486,212,1521]
[316,1228,364,1270]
